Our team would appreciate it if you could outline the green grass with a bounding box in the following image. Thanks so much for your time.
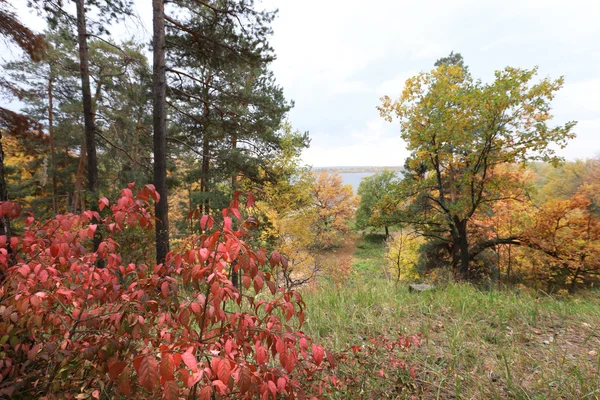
[300,235,600,399]
[351,233,388,277]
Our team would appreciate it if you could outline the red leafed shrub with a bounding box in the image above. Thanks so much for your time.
[0,185,335,399]
[334,335,421,398]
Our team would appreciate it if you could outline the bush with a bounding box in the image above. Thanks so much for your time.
[0,186,335,399]
[385,230,423,282]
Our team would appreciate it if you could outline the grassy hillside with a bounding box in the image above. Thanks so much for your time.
[301,235,600,399]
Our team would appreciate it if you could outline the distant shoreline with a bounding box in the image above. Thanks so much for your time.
[312,166,404,174]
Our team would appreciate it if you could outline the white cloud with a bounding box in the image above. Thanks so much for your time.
[302,118,408,167]
[5,0,600,167]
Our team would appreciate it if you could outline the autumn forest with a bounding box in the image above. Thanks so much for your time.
[0,0,599,398]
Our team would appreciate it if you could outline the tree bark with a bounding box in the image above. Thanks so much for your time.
[230,134,238,288]
[75,0,102,257]
[0,132,11,240]
[200,130,210,215]
[457,220,470,280]
[48,67,58,214]
[153,0,170,264]
[72,143,86,213]
[569,266,580,294]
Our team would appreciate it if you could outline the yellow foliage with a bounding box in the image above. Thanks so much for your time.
[385,230,423,282]
[311,172,359,249]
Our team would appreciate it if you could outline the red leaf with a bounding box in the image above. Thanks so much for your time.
[50,244,60,258]
[216,358,231,384]
[326,350,336,368]
[163,380,179,400]
[160,354,175,381]
[98,197,109,211]
[269,251,281,268]
[182,351,198,373]
[87,224,97,239]
[118,366,131,396]
[242,275,251,289]
[108,361,127,379]
[190,302,201,314]
[246,193,255,208]
[161,281,169,298]
[268,380,277,397]
[266,280,276,295]
[312,344,324,366]
[212,380,227,395]
[145,184,160,202]
[256,346,267,365]
[277,377,287,393]
[238,366,251,393]
[200,215,214,231]
[138,355,159,392]
[300,337,308,352]
[253,275,264,293]
[199,385,213,400]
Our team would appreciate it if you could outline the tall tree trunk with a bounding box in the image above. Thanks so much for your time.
[569,266,580,294]
[385,225,389,238]
[231,134,237,192]
[48,67,58,214]
[0,132,11,240]
[73,143,86,213]
[153,0,169,264]
[0,132,13,273]
[230,134,238,288]
[75,0,102,257]
[200,100,210,215]
[457,220,470,280]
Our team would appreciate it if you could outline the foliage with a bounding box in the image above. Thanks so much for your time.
[385,229,423,282]
[378,62,576,280]
[356,169,400,236]
[525,193,600,293]
[166,0,295,217]
[2,29,152,215]
[259,201,321,290]
[0,186,339,398]
[311,172,358,250]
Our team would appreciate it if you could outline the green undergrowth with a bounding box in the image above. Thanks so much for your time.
[300,233,600,399]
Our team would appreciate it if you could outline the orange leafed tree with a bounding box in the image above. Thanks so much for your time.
[525,193,600,293]
[311,172,358,249]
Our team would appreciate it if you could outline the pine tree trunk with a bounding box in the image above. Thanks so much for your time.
[75,0,102,257]
[200,133,210,215]
[73,143,86,213]
[0,133,11,239]
[153,0,169,264]
[200,96,210,215]
[48,67,58,214]
[0,132,13,271]
[230,134,238,288]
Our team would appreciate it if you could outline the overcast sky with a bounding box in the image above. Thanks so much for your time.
[7,0,600,167]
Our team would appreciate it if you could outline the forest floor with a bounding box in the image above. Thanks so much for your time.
[302,233,600,399]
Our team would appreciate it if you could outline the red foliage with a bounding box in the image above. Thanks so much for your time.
[0,185,337,398]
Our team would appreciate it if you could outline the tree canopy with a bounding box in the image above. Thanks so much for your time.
[378,63,576,279]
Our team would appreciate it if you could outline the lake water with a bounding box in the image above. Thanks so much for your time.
[339,172,375,194]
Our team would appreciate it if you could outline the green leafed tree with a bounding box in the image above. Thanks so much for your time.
[356,169,400,237]
[378,61,576,280]
[166,0,292,219]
